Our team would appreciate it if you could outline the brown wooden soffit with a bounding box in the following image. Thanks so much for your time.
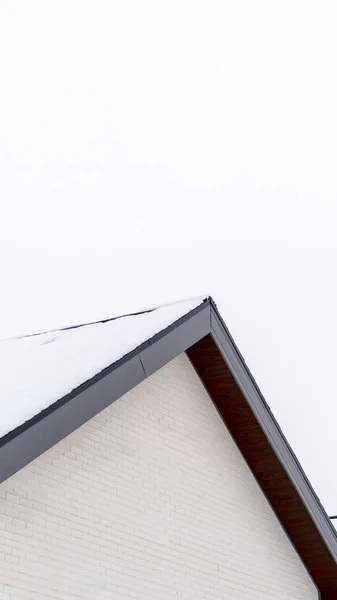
[187,332,337,600]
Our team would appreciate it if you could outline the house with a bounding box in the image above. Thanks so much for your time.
[0,297,336,599]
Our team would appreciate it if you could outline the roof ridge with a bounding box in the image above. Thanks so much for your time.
[1,296,208,342]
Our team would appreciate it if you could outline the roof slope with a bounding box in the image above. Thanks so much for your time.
[1,296,337,598]
[0,298,203,439]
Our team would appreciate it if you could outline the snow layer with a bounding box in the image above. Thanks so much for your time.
[0,298,204,439]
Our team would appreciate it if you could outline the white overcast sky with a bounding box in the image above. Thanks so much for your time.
[1,1,337,515]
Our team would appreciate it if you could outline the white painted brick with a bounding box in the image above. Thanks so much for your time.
[0,353,317,599]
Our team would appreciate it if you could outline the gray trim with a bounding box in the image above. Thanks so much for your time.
[0,301,211,485]
[140,306,210,377]
[209,301,337,563]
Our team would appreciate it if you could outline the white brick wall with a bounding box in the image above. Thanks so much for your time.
[0,353,317,599]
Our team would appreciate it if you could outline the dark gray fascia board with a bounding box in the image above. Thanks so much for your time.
[209,299,337,563]
[0,299,211,485]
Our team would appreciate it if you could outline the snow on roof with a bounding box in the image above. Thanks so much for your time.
[0,298,204,440]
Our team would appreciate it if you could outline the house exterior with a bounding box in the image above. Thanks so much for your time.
[0,297,336,599]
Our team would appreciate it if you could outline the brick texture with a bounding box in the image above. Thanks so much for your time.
[0,353,317,599]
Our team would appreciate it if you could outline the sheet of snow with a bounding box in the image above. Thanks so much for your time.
[0,298,204,439]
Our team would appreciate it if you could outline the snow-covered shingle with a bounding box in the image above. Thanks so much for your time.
[0,298,204,439]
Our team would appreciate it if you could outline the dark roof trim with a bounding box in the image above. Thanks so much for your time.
[209,299,337,563]
[0,299,210,483]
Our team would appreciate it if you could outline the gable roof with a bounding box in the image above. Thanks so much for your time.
[1,297,336,598]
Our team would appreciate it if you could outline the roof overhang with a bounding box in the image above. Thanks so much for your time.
[1,298,336,597]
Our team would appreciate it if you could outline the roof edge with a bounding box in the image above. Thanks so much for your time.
[209,300,337,563]
[0,299,211,482]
